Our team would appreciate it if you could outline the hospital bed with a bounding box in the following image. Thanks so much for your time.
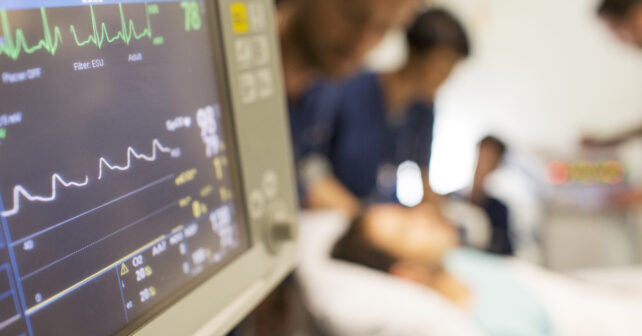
[296,211,642,336]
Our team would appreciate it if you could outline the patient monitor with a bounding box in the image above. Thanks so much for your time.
[0,0,298,335]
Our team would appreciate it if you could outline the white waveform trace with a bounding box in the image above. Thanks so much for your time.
[98,139,181,180]
[1,174,90,218]
[1,139,180,218]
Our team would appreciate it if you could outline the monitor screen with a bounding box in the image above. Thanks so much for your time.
[0,1,250,335]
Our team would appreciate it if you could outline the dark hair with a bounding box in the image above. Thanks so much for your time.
[598,0,641,18]
[406,8,471,57]
[479,135,506,157]
[331,217,398,273]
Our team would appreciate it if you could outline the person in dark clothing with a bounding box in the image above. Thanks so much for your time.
[278,0,419,156]
[278,0,420,200]
[301,9,471,220]
[457,136,513,256]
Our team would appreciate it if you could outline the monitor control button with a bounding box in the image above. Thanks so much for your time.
[248,190,266,219]
[262,170,278,199]
[234,37,253,70]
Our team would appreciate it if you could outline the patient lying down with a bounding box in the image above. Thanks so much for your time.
[331,204,642,336]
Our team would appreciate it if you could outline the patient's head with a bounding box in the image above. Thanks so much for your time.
[332,204,459,284]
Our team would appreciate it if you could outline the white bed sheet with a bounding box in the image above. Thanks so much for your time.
[512,262,642,336]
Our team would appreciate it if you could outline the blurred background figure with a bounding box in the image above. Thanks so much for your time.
[277,0,419,95]
[453,136,514,256]
[278,0,419,170]
[586,0,642,209]
[405,0,642,270]
[302,8,470,220]
[597,0,642,47]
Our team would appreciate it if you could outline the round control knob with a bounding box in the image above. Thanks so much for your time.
[264,203,295,254]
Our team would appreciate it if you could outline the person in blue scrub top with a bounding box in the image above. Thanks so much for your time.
[300,9,471,220]
[277,0,419,164]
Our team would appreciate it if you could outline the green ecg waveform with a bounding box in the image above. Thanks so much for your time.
[0,8,64,60]
[70,3,164,49]
[0,3,162,61]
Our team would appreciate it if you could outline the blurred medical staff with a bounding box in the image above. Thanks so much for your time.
[277,0,419,167]
[586,0,642,209]
[454,136,514,256]
[301,9,470,219]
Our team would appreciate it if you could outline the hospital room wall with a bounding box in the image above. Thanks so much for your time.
[366,0,642,195]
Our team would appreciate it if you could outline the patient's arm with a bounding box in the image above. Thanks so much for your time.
[306,175,363,220]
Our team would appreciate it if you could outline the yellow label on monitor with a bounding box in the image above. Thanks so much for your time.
[230,2,250,34]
